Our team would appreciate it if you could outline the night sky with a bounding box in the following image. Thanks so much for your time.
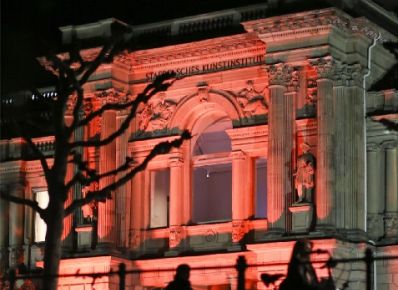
[2,0,397,95]
[1,0,267,95]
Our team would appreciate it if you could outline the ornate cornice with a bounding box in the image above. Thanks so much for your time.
[114,33,265,72]
[243,8,393,43]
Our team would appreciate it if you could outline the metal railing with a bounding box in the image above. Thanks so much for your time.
[2,248,398,290]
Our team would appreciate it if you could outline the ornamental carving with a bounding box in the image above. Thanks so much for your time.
[137,93,177,132]
[308,56,335,80]
[266,63,299,90]
[245,8,389,43]
[232,220,247,243]
[309,57,364,86]
[96,89,129,105]
[294,143,315,203]
[169,226,185,248]
[234,80,268,117]
[384,213,398,238]
[205,229,217,242]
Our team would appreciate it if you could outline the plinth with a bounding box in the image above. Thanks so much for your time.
[289,203,313,233]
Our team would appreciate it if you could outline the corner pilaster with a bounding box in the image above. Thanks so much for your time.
[265,63,297,235]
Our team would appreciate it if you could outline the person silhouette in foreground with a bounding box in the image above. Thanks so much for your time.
[165,264,192,290]
[279,240,320,290]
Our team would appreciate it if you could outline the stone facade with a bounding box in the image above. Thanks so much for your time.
[1,6,398,290]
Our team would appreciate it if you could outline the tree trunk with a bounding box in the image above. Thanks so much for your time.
[42,196,65,290]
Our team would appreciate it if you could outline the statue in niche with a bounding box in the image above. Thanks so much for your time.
[235,80,268,117]
[294,143,315,203]
[137,93,177,131]
[81,183,98,223]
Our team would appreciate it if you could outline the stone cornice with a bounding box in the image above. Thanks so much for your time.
[243,8,395,43]
[114,33,265,72]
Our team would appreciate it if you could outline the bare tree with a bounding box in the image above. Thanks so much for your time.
[0,26,190,290]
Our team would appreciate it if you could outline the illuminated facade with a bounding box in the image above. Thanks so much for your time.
[1,4,398,290]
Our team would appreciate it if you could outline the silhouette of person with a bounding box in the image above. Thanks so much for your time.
[279,240,320,290]
[165,264,192,290]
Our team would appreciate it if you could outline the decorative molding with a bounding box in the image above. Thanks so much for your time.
[243,8,391,43]
[114,33,265,70]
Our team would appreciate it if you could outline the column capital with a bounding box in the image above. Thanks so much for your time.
[231,150,247,160]
[169,156,184,167]
[308,56,365,86]
[265,63,299,90]
[382,140,398,149]
[367,143,382,152]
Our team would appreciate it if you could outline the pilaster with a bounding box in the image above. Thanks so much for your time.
[366,144,384,240]
[384,142,398,242]
[265,63,297,235]
[98,108,117,245]
[309,56,366,237]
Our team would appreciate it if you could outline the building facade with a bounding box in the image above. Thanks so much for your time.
[1,4,398,290]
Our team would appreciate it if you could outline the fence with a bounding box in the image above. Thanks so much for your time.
[2,248,398,290]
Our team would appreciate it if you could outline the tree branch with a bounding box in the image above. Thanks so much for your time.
[64,130,191,216]
[75,72,177,129]
[11,119,51,180]
[0,190,46,221]
[69,72,177,148]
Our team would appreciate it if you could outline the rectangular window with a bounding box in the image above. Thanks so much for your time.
[150,169,170,228]
[193,162,232,223]
[255,158,267,218]
[34,190,49,242]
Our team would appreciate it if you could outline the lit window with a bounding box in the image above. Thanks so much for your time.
[255,157,267,218]
[192,118,232,223]
[150,169,170,228]
[34,190,49,242]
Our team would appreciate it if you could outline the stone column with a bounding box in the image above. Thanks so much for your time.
[0,194,9,272]
[8,184,24,267]
[231,150,249,244]
[115,113,129,247]
[265,63,297,235]
[366,144,384,240]
[98,109,117,245]
[309,57,335,230]
[130,169,144,250]
[168,157,185,250]
[384,143,398,241]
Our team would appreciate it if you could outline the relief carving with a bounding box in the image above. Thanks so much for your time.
[308,56,335,80]
[235,80,268,117]
[137,93,177,132]
[232,220,247,243]
[169,226,185,248]
[205,229,217,243]
[294,143,315,203]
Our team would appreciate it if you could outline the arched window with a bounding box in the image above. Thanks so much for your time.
[192,118,232,223]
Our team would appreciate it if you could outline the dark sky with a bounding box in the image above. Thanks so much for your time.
[1,0,266,94]
[2,0,397,94]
